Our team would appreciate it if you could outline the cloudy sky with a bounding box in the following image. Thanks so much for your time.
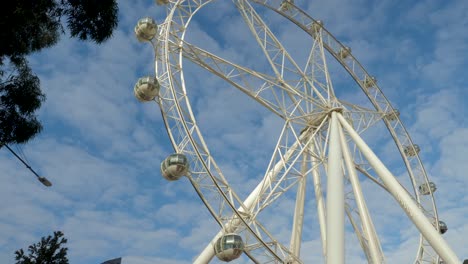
[1,0,467,263]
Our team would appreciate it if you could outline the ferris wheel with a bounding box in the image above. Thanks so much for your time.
[133,0,462,263]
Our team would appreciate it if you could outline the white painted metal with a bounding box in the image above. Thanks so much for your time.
[145,0,462,263]
[338,120,384,263]
[236,0,328,107]
[337,113,461,264]
[345,206,371,263]
[159,1,297,262]
[326,112,345,264]
[195,126,303,263]
[311,148,327,257]
[289,152,308,261]
[253,2,444,261]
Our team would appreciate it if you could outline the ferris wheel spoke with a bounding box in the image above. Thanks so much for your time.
[257,0,406,128]
[193,185,292,263]
[193,122,310,263]
[235,0,329,108]
[340,101,388,134]
[243,239,302,264]
[250,118,328,219]
[201,119,327,262]
[303,20,337,102]
[175,40,328,122]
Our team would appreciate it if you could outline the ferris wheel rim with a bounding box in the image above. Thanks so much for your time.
[152,0,442,263]
[157,0,297,262]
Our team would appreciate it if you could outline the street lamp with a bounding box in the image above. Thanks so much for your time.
[2,143,52,187]
[38,176,52,187]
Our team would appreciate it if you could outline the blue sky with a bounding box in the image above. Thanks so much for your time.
[1,0,467,263]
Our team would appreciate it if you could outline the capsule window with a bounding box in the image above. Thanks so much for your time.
[363,76,377,88]
[403,144,420,156]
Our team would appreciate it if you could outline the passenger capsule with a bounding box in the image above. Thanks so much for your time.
[438,221,448,234]
[338,46,352,59]
[279,0,294,11]
[155,0,169,5]
[385,109,400,121]
[214,233,244,262]
[134,76,160,102]
[161,153,189,181]
[403,144,420,157]
[418,182,437,195]
[311,20,323,36]
[135,17,157,42]
[363,76,377,88]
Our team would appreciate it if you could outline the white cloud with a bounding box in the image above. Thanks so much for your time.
[1,0,467,263]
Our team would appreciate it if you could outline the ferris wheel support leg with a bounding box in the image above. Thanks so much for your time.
[289,152,308,261]
[337,113,461,264]
[326,111,345,264]
[194,243,216,264]
[311,146,327,257]
[345,206,372,262]
[338,122,384,263]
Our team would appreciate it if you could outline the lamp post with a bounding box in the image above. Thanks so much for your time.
[2,143,52,187]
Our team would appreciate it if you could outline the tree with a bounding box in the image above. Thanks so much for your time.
[0,58,45,145]
[0,0,118,145]
[15,231,69,264]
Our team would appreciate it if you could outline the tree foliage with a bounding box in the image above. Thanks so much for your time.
[0,0,118,145]
[15,231,69,264]
[64,0,119,43]
[0,58,45,144]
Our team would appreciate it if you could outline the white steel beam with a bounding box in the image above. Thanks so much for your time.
[311,145,327,257]
[193,149,294,263]
[337,113,461,264]
[338,121,384,263]
[345,206,371,263]
[289,152,308,261]
[194,127,302,263]
[326,111,345,264]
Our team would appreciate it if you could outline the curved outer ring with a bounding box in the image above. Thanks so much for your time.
[155,0,295,262]
[154,0,439,263]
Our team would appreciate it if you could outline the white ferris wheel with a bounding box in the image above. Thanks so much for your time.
[133,0,463,263]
